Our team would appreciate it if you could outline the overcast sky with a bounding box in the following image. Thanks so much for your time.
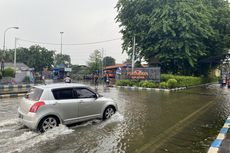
[0,0,127,65]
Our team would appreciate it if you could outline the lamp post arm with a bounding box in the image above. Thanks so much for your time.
[3,27,19,50]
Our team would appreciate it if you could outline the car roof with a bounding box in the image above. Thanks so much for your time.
[34,83,88,90]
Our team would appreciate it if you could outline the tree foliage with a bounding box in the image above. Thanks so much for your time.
[2,45,54,72]
[71,64,90,79]
[54,54,71,67]
[1,45,72,73]
[103,56,116,67]
[116,0,230,76]
[87,50,102,74]
[19,45,54,72]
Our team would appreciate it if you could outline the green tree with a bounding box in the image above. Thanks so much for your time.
[3,68,15,77]
[197,0,230,75]
[54,54,71,67]
[116,0,230,76]
[27,45,54,72]
[71,64,90,79]
[13,45,54,72]
[87,50,102,74]
[103,56,116,67]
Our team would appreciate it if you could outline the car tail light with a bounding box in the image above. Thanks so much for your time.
[29,101,45,113]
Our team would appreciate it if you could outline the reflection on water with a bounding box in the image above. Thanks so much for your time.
[0,84,229,153]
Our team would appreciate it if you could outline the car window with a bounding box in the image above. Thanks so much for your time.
[52,88,76,100]
[75,88,96,99]
[27,87,43,101]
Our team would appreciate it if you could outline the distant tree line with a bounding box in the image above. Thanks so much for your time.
[0,46,116,76]
[0,45,71,72]
[116,0,230,76]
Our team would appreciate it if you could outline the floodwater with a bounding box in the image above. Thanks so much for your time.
[0,84,229,153]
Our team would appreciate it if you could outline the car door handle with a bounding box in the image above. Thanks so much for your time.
[53,101,58,105]
[79,100,84,103]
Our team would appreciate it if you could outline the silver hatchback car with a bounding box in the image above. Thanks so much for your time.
[18,83,117,132]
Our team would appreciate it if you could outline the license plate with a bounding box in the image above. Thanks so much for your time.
[19,113,23,119]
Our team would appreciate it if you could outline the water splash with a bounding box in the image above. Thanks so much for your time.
[0,124,74,153]
[97,112,124,129]
[0,129,13,133]
[0,119,19,127]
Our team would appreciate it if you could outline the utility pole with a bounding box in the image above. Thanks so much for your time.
[14,37,18,71]
[1,27,19,75]
[60,32,64,55]
[101,48,104,87]
[132,35,136,73]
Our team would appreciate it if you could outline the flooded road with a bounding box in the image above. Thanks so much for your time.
[0,84,229,153]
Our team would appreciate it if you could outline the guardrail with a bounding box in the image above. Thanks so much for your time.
[0,93,26,99]
[0,84,32,90]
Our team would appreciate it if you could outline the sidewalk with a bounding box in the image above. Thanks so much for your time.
[208,115,230,153]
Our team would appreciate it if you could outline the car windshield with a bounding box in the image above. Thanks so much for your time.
[27,87,43,101]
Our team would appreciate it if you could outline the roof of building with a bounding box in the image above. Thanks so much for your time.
[4,62,30,70]
[104,64,129,70]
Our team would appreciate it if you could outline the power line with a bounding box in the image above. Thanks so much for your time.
[18,38,122,46]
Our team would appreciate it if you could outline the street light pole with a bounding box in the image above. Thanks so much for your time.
[3,27,19,55]
[60,32,64,55]
[1,26,19,74]
[14,37,18,71]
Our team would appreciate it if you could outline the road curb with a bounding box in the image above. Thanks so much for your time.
[0,84,32,90]
[0,93,26,99]
[116,86,187,92]
[208,115,230,153]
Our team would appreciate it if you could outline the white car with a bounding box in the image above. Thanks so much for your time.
[18,83,117,132]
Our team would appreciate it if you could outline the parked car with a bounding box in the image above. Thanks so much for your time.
[18,83,117,132]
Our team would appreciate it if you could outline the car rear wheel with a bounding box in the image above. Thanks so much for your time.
[103,106,115,120]
[38,116,59,133]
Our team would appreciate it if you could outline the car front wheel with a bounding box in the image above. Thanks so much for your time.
[103,106,115,120]
[38,116,59,133]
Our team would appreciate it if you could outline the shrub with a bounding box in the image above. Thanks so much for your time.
[202,76,219,83]
[161,74,203,87]
[167,79,177,89]
[0,71,2,79]
[116,80,134,86]
[139,80,158,88]
[160,74,175,82]
[3,68,15,77]
[175,76,203,87]
[23,76,31,83]
[159,82,168,88]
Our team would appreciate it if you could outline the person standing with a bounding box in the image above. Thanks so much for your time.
[106,74,110,87]
[94,74,99,88]
[221,74,226,87]
[64,75,72,83]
